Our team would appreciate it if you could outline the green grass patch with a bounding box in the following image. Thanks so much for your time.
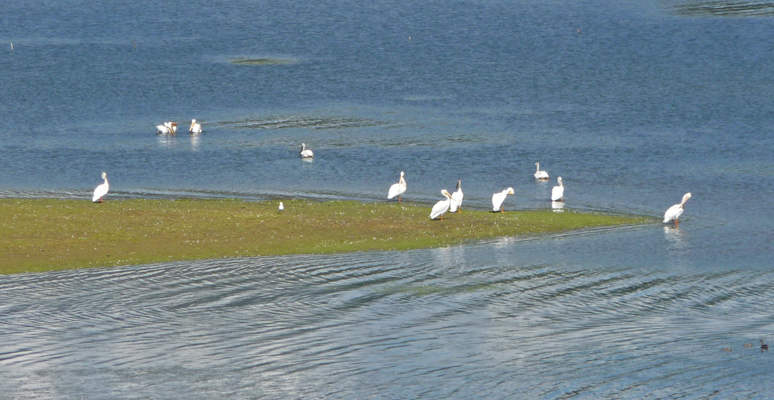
[0,198,655,274]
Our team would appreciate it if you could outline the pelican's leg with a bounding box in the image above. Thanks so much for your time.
[675,219,679,229]
[501,207,505,213]
[458,207,461,213]
[399,196,402,203]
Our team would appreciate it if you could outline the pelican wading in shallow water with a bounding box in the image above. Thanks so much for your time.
[663,192,691,228]
[387,171,407,202]
[534,162,549,180]
[300,143,314,158]
[430,189,452,220]
[551,177,564,201]
[492,187,515,212]
[92,172,109,203]
[449,179,463,213]
[189,119,202,134]
[156,122,177,134]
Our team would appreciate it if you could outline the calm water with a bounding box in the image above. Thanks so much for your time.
[2,0,774,398]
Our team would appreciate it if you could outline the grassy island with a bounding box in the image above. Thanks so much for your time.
[0,199,655,274]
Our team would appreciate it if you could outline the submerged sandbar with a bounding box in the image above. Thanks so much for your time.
[0,199,654,274]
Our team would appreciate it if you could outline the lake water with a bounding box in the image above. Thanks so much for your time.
[2,0,774,398]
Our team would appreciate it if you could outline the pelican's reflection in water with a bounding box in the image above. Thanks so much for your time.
[190,133,200,150]
[551,201,564,213]
[156,134,176,147]
[664,226,690,255]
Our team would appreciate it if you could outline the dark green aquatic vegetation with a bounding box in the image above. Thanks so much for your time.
[667,0,774,16]
[228,57,297,65]
[0,199,655,274]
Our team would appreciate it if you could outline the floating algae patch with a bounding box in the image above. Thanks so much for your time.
[228,57,298,66]
[667,0,774,16]
[0,198,655,274]
[220,115,388,130]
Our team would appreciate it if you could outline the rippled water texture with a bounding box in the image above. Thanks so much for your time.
[1,0,774,398]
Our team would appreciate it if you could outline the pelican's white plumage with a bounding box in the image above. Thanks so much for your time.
[189,119,202,134]
[551,177,564,201]
[156,122,177,134]
[430,190,452,220]
[387,171,407,202]
[449,179,464,213]
[92,172,109,203]
[300,143,314,158]
[492,187,515,212]
[663,193,691,227]
[534,162,549,180]
[279,202,284,211]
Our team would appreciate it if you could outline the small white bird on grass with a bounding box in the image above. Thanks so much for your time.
[189,119,202,134]
[387,171,407,202]
[551,177,564,201]
[663,193,691,228]
[534,162,549,180]
[492,187,515,212]
[92,172,109,203]
[300,143,314,158]
[279,202,284,211]
[430,189,452,220]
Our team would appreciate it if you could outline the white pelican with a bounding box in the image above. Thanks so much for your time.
[551,177,564,201]
[449,179,463,213]
[300,143,314,158]
[279,202,284,211]
[430,189,452,220]
[156,122,177,134]
[92,172,109,203]
[663,192,691,228]
[189,119,202,134]
[492,187,515,212]
[387,171,407,202]
[534,162,549,180]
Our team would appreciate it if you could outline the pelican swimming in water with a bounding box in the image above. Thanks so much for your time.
[299,143,314,158]
[430,189,452,220]
[189,119,202,134]
[551,177,564,201]
[534,162,549,180]
[387,171,407,202]
[492,187,515,212]
[663,192,691,228]
[449,179,464,213]
[92,172,109,203]
[156,122,177,134]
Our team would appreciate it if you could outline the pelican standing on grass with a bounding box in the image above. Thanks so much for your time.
[300,143,314,158]
[387,171,407,202]
[663,193,691,228]
[156,122,177,134]
[279,202,284,211]
[92,172,109,203]
[450,179,464,213]
[551,177,564,201]
[189,119,202,134]
[492,187,515,212]
[534,162,549,180]
[430,189,452,220]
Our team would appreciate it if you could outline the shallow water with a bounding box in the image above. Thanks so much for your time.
[2,0,774,398]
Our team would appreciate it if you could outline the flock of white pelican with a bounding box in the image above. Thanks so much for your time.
[382,163,690,226]
[90,139,692,227]
[156,119,203,135]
